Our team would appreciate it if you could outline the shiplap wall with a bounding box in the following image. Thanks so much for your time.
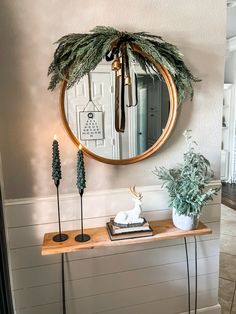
[4,182,221,314]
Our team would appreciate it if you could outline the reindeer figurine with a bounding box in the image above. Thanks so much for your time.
[114,186,144,225]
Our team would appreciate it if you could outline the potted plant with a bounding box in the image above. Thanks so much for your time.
[153,130,220,231]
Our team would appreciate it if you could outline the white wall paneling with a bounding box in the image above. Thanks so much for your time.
[4,182,221,314]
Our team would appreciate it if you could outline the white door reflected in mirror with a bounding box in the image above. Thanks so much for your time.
[64,61,170,161]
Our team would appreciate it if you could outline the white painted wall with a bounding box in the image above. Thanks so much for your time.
[0,0,225,313]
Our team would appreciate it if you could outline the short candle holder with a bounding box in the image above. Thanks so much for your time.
[53,234,69,242]
[75,234,91,242]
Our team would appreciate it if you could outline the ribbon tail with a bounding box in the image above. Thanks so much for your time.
[125,47,133,108]
[119,53,125,133]
[114,71,120,133]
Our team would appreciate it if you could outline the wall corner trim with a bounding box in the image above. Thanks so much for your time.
[227,36,236,52]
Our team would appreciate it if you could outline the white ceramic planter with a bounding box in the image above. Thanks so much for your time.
[172,208,200,231]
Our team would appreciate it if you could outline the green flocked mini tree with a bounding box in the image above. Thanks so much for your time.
[52,139,62,187]
[77,149,86,196]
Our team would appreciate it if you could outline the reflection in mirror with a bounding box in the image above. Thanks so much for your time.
[64,60,170,160]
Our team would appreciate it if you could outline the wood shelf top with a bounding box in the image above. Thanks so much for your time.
[41,219,212,256]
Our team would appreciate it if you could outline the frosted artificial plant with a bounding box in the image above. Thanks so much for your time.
[153,130,219,216]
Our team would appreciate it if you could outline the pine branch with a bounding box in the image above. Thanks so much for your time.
[48,26,200,103]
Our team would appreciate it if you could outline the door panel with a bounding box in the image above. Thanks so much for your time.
[65,65,118,159]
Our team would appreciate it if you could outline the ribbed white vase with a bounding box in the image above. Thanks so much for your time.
[172,208,200,231]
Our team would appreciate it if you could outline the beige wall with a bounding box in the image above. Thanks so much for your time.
[0,1,226,313]
[0,0,226,200]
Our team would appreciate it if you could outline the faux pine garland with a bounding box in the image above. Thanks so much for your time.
[48,26,200,103]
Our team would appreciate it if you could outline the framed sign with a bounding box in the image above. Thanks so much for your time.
[79,111,104,140]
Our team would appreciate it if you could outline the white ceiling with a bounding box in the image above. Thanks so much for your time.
[227,1,236,38]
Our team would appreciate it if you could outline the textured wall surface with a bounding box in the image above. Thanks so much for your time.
[0,0,225,199]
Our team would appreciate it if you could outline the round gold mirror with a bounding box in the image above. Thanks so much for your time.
[60,46,178,165]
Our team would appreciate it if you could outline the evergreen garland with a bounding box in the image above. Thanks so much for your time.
[77,150,86,192]
[153,130,219,216]
[48,26,200,103]
[52,140,62,186]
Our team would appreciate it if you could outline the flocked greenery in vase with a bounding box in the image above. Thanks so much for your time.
[153,130,220,230]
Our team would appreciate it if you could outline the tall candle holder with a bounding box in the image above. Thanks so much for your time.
[52,136,68,242]
[75,145,91,242]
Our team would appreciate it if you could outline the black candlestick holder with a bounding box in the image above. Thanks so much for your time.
[75,189,90,242]
[53,183,69,243]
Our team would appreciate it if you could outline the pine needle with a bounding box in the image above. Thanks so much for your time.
[48,26,200,103]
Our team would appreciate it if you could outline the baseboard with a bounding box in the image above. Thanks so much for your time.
[180,303,221,314]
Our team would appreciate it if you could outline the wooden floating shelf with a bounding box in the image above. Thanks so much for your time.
[42,219,212,256]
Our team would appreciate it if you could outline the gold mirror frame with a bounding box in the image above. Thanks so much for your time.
[60,44,178,165]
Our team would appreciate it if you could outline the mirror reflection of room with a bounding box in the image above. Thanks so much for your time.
[64,61,170,160]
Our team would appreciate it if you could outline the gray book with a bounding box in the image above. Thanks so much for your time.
[108,218,152,235]
[107,222,153,241]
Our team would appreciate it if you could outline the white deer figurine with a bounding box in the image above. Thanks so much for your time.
[114,186,144,225]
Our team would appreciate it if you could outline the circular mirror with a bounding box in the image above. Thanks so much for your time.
[60,47,178,164]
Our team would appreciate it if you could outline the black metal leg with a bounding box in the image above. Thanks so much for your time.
[61,253,66,314]
[184,237,191,314]
[194,236,198,314]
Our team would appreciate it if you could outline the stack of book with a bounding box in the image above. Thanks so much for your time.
[106,218,153,241]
